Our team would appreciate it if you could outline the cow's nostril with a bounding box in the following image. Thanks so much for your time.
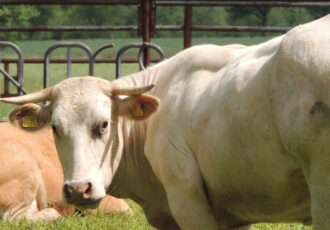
[63,182,93,203]
[63,184,72,200]
[83,182,93,199]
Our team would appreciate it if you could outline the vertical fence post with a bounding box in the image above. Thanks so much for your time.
[141,0,151,67]
[67,47,71,78]
[4,62,9,96]
[184,5,192,49]
[150,0,156,37]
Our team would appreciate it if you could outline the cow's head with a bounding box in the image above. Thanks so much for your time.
[0,77,159,209]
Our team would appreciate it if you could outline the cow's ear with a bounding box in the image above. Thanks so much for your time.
[8,103,51,131]
[118,94,159,121]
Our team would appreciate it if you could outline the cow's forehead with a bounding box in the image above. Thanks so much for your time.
[52,77,110,98]
[50,77,111,128]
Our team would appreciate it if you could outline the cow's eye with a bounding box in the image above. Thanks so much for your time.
[101,121,108,129]
[92,120,109,138]
[51,125,57,135]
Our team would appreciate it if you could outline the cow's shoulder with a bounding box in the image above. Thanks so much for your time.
[279,14,330,60]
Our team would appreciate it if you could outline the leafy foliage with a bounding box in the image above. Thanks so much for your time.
[0,6,40,40]
[0,5,329,40]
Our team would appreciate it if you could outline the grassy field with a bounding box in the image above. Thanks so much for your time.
[0,37,314,229]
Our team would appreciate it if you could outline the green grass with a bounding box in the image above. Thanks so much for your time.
[0,200,155,230]
[0,36,314,229]
[0,199,314,230]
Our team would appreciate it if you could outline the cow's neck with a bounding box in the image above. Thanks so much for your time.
[108,70,169,211]
[109,119,169,211]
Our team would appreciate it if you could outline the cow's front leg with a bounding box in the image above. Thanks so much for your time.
[149,143,218,230]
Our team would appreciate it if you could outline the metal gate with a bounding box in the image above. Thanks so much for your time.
[0,42,27,96]
[1,41,165,96]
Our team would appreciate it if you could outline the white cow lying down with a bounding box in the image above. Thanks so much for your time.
[0,122,132,221]
[1,15,330,229]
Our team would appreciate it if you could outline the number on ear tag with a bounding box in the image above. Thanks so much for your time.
[22,115,38,128]
[132,105,144,117]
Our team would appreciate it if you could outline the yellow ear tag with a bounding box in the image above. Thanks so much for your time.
[132,105,144,117]
[22,115,38,128]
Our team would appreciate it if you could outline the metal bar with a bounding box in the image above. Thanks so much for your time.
[4,63,9,97]
[43,42,93,88]
[191,25,291,32]
[0,42,24,95]
[92,43,115,76]
[15,63,20,95]
[141,0,152,67]
[0,25,292,33]
[0,0,139,5]
[156,25,183,30]
[92,43,115,59]
[0,67,27,94]
[183,6,192,49]
[116,43,142,78]
[67,47,71,78]
[156,1,330,7]
[137,42,166,70]
[0,25,138,32]
[1,58,162,64]
[137,2,142,36]
[150,0,156,37]
[156,25,291,32]
[1,0,329,6]
[115,42,165,78]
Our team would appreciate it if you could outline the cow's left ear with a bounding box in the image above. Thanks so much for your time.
[118,94,159,121]
[8,103,52,131]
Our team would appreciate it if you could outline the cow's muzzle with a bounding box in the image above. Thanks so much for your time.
[63,182,97,206]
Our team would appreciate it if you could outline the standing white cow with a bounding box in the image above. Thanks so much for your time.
[1,15,330,229]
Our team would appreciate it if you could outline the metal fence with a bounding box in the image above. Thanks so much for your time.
[0,42,26,96]
[0,41,165,96]
[0,0,329,97]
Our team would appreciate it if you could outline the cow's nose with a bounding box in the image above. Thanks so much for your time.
[63,182,93,204]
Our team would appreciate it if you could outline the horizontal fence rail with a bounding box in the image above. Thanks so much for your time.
[1,0,330,7]
[0,25,292,33]
[156,1,330,7]
[0,58,162,64]
[0,0,140,4]
[156,25,291,33]
[0,26,138,32]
